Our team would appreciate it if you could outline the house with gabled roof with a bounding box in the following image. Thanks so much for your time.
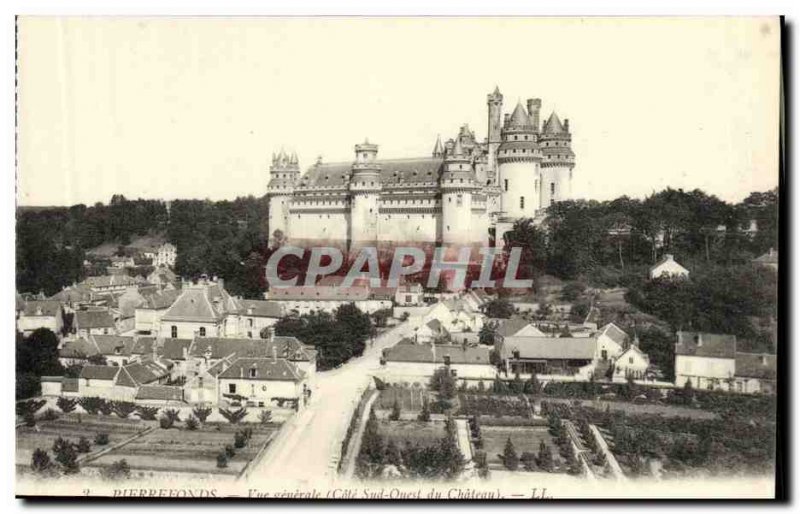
[158,278,238,339]
[649,254,690,280]
[74,309,117,337]
[733,352,777,394]
[224,299,284,339]
[499,335,597,379]
[612,336,650,381]
[674,331,736,390]
[135,288,181,334]
[380,343,495,384]
[217,356,307,409]
[17,300,64,336]
[596,322,629,362]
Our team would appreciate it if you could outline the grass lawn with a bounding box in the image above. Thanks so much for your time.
[481,425,564,472]
[377,420,446,448]
[88,422,278,476]
[16,414,150,467]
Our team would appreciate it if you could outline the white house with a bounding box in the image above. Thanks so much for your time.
[649,254,690,280]
[380,343,496,384]
[595,322,628,362]
[395,283,424,306]
[499,336,597,379]
[158,278,237,339]
[674,331,736,390]
[224,299,284,339]
[17,300,64,336]
[613,340,650,380]
[134,288,181,334]
[152,243,178,268]
[74,309,117,337]
[216,357,307,409]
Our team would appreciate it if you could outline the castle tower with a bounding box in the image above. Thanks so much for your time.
[440,137,479,246]
[432,135,444,158]
[349,139,382,250]
[266,149,300,238]
[487,86,504,171]
[538,112,575,208]
[497,101,542,221]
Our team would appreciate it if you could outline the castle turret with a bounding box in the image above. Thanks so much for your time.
[497,101,542,223]
[440,137,479,246]
[432,134,444,158]
[266,148,300,238]
[349,139,382,250]
[538,112,575,208]
[487,86,504,171]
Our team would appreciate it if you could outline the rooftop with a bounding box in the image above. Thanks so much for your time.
[675,331,736,359]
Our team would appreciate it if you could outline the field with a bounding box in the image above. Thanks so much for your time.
[16,414,151,467]
[481,425,564,472]
[377,420,446,447]
[88,422,278,476]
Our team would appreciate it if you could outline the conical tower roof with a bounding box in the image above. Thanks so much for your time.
[543,112,566,134]
[507,101,531,128]
[452,136,465,157]
[432,135,444,156]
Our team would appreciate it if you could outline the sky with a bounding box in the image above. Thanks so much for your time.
[17,17,781,207]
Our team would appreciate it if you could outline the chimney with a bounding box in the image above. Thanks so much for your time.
[564,119,570,131]
[526,98,541,131]
[504,113,511,127]
[182,346,188,359]
[431,342,436,363]
[512,348,520,360]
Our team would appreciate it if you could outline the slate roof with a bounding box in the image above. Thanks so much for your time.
[217,357,305,382]
[598,323,629,346]
[383,344,491,365]
[160,284,235,323]
[75,310,116,330]
[62,378,79,393]
[735,352,777,380]
[268,284,371,301]
[116,360,169,387]
[59,338,100,359]
[21,300,62,317]
[542,112,566,134]
[136,385,184,402]
[140,289,181,310]
[675,331,736,359]
[188,337,269,360]
[238,299,284,318]
[92,335,135,356]
[79,365,120,381]
[160,338,193,360]
[300,157,444,188]
[507,102,533,129]
[131,337,155,355]
[81,275,138,289]
[502,336,596,360]
[493,317,534,337]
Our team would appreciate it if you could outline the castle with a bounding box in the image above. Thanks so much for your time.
[266,87,575,252]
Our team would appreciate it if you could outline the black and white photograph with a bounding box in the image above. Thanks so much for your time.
[12,14,784,500]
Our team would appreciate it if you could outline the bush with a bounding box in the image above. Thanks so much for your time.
[56,397,78,413]
[417,398,431,422]
[216,452,228,468]
[521,451,538,471]
[234,431,247,449]
[192,406,212,423]
[97,399,113,416]
[185,416,199,431]
[219,407,248,424]
[389,399,401,421]
[75,436,91,453]
[258,410,272,425]
[501,437,519,471]
[16,399,46,418]
[159,416,174,429]
[111,401,137,419]
[52,437,79,474]
[136,406,159,421]
[31,448,52,474]
[163,408,181,423]
[224,444,236,458]
[102,459,131,480]
[94,433,110,445]
[79,397,104,415]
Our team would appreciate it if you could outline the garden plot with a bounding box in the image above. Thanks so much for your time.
[87,423,278,477]
[16,414,150,467]
[481,425,564,472]
[377,419,446,447]
[376,387,429,412]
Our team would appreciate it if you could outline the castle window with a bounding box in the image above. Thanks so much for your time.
[520,197,525,209]
[504,179,509,192]
[171,326,177,338]
[550,182,555,195]
[199,327,206,337]
[514,135,518,141]
[457,194,463,207]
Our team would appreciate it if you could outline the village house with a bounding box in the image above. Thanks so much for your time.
[649,254,690,280]
[59,335,155,367]
[134,288,181,334]
[674,331,736,391]
[48,284,99,312]
[595,322,628,362]
[224,299,284,339]
[394,283,424,306]
[158,278,238,339]
[611,336,651,380]
[147,265,179,289]
[74,309,117,337]
[135,384,185,405]
[17,300,64,336]
[80,274,141,296]
[733,352,777,394]
[153,243,178,268]
[265,277,393,315]
[498,336,597,379]
[216,356,307,409]
[380,342,495,384]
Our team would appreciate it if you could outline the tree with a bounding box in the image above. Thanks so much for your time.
[429,366,457,399]
[537,441,555,472]
[483,298,515,319]
[501,437,519,470]
[16,328,64,399]
[417,397,431,422]
[102,459,131,480]
[31,448,53,474]
[219,407,248,424]
[478,322,498,346]
[57,397,78,413]
[192,406,212,423]
[52,437,79,474]
[389,399,401,421]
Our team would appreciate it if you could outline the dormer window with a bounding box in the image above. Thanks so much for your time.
[249,368,257,378]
